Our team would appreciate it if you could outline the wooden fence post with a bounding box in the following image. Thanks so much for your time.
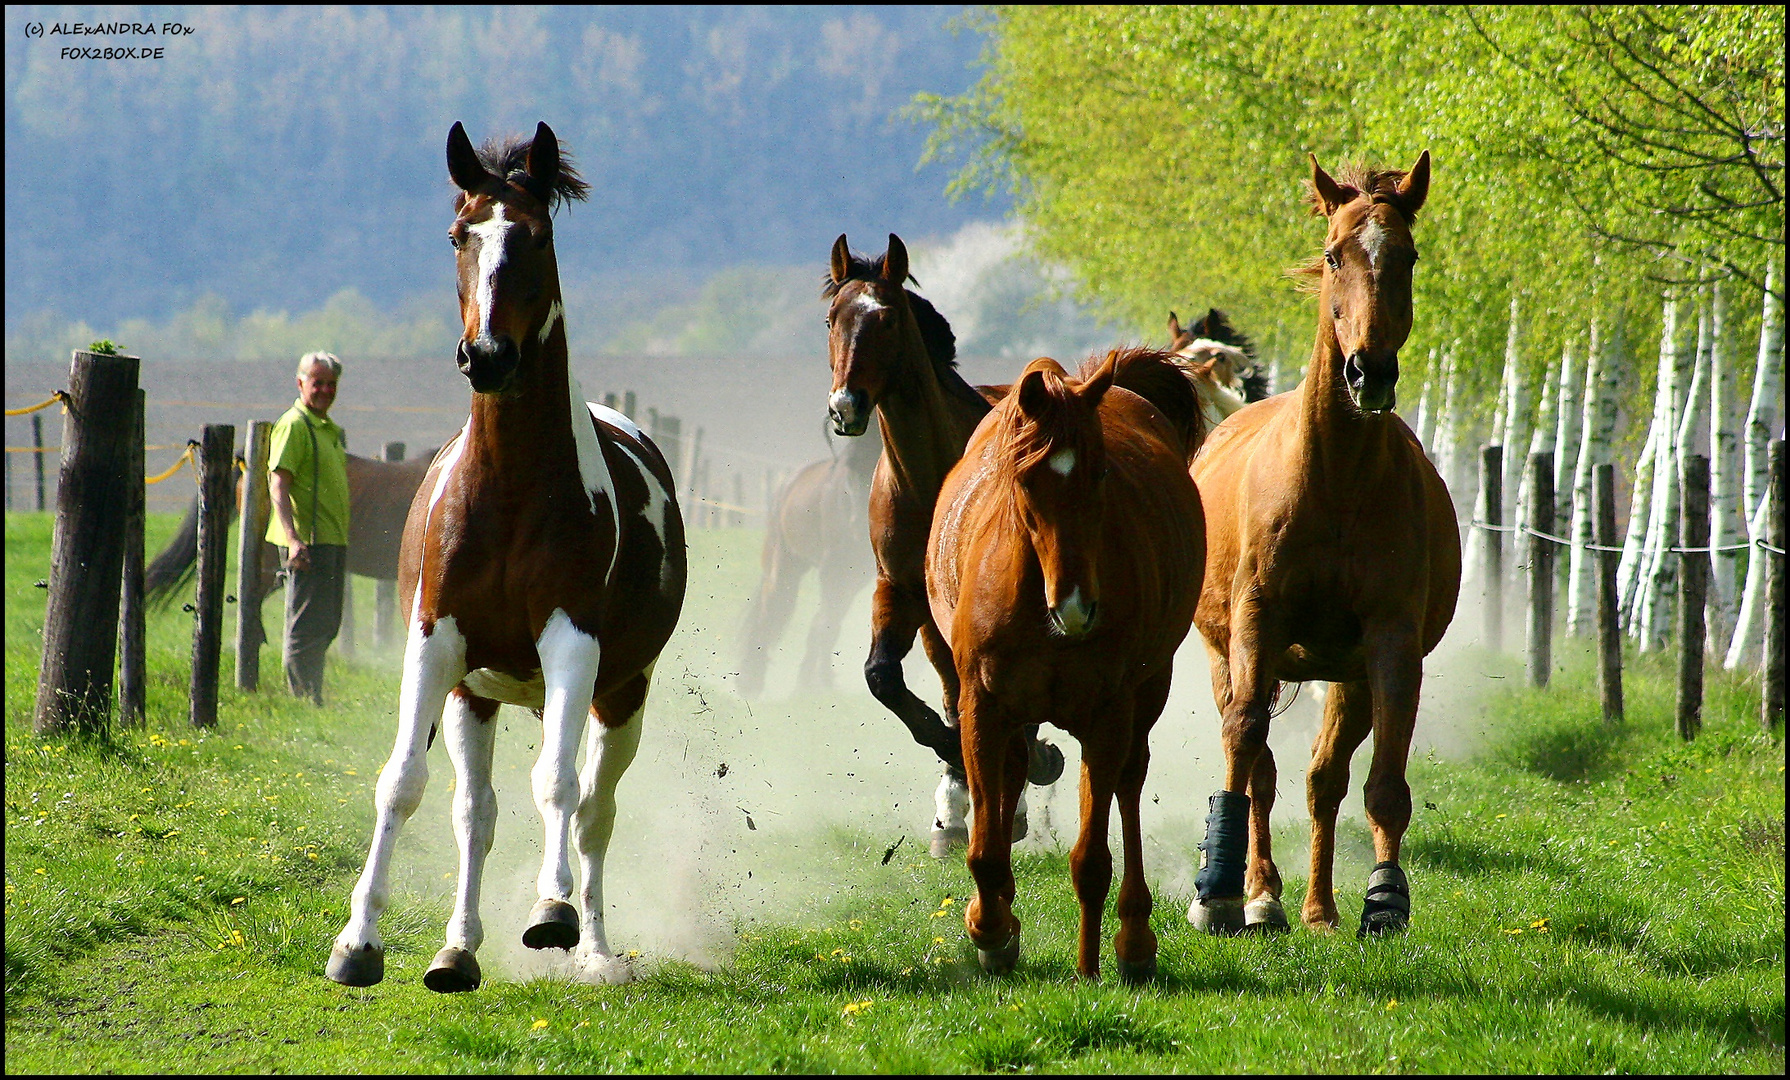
[34,350,140,735]
[374,441,405,649]
[190,423,235,729]
[1526,451,1555,689]
[622,390,636,421]
[1593,463,1622,724]
[1479,444,1503,650]
[118,389,148,728]
[33,412,47,511]
[1676,454,1710,741]
[1764,439,1785,732]
[235,421,273,691]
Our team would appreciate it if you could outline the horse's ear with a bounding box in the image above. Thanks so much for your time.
[1167,311,1182,339]
[830,234,851,285]
[1392,149,1430,219]
[1079,350,1118,403]
[1205,308,1223,333]
[1308,152,1356,216]
[447,122,491,193]
[883,234,909,286]
[1017,365,1055,418]
[526,121,560,190]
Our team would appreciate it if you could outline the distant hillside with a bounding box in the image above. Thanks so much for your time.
[3,6,1005,329]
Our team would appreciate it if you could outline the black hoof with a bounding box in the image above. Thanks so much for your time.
[1115,954,1157,985]
[1027,738,1066,786]
[976,927,1021,975]
[1357,862,1411,939]
[423,946,482,993]
[325,942,385,987]
[523,898,580,951]
[929,825,968,859]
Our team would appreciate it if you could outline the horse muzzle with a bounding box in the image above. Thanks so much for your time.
[829,388,871,437]
[1047,588,1099,639]
[1344,351,1398,414]
[458,336,520,395]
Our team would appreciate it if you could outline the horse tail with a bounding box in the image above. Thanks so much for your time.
[1089,346,1208,463]
[144,494,203,610]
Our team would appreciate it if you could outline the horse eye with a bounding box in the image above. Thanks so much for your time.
[448,233,461,249]
[1323,248,1339,270]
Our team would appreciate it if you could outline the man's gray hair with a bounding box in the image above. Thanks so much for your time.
[298,351,343,379]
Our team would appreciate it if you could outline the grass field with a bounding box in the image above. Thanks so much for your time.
[5,509,1784,1072]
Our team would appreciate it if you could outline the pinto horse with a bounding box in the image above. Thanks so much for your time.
[735,424,880,696]
[927,348,1206,980]
[327,121,686,993]
[823,233,1066,859]
[1167,308,1270,428]
[1187,151,1459,939]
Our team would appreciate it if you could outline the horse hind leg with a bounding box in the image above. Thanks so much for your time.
[798,552,858,690]
[523,613,603,953]
[568,664,651,984]
[959,684,1023,974]
[423,689,499,993]
[1303,679,1373,930]
[738,543,809,698]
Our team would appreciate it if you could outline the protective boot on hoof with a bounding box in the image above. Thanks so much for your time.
[423,946,482,993]
[1114,953,1157,985]
[1243,896,1292,935]
[522,898,580,950]
[325,942,385,987]
[1026,736,1066,786]
[929,823,969,859]
[976,927,1021,975]
[1187,895,1247,935]
[1357,862,1411,939]
[1190,790,1251,936]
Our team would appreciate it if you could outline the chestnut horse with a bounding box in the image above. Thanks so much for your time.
[735,424,880,696]
[824,233,1065,858]
[927,348,1206,980]
[1187,150,1459,939]
[328,122,686,992]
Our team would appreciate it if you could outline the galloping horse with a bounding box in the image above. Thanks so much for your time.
[1187,151,1458,939]
[1167,308,1270,428]
[823,233,1066,859]
[327,121,686,993]
[735,424,880,696]
[927,348,1206,980]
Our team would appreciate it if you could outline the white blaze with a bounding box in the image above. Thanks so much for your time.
[468,204,513,343]
[1048,448,1076,476]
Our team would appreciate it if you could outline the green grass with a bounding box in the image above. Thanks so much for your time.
[5,509,1784,1072]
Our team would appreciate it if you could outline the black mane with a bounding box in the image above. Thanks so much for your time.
[822,245,984,412]
[1190,308,1271,402]
[476,133,591,212]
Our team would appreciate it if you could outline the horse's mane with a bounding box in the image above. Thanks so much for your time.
[1292,161,1420,293]
[1189,309,1270,402]
[475,134,591,212]
[1079,346,1207,462]
[821,246,985,413]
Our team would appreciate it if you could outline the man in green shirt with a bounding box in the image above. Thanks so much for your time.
[266,351,351,705]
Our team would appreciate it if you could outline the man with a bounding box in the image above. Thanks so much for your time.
[266,351,350,705]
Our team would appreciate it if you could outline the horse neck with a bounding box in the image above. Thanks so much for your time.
[1296,292,1392,478]
[465,314,578,475]
[874,322,981,499]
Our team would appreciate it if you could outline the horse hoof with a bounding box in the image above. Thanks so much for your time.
[1115,954,1157,985]
[930,825,968,859]
[423,947,481,993]
[1357,862,1411,939]
[523,898,580,950]
[1187,896,1247,936]
[1011,811,1028,844]
[976,928,1021,975]
[325,942,384,987]
[1243,897,1292,935]
[1027,738,1066,786]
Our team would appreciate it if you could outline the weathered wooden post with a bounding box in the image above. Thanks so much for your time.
[33,412,47,511]
[1764,439,1785,732]
[190,423,235,729]
[1479,444,1503,650]
[603,392,617,412]
[235,421,273,691]
[374,441,405,649]
[1676,454,1710,741]
[1526,451,1555,689]
[118,389,148,728]
[34,350,140,735]
[1593,463,1622,724]
[622,390,636,421]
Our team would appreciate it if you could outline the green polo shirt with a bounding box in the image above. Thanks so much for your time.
[265,399,350,546]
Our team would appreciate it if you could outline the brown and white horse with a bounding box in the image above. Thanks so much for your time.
[1167,308,1270,429]
[1187,151,1459,938]
[824,233,1065,860]
[327,122,686,993]
[927,348,1206,980]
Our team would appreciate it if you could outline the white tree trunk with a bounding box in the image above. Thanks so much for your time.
[1433,343,1462,504]
[1615,418,1658,627]
[1568,311,1621,636]
[1414,346,1438,452]
[1706,280,1743,653]
[1725,263,1786,669]
[1638,297,1692,651]
[1464,344,1511,588]
[1499,296,1529,536]
[1551,336,1582,540]
[1514,353,1558,553]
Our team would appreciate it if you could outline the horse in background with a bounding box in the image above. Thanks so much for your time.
[824,232,1066,860]
[1167,308,1270,428]
[927,347,1206,981]
[328,121,686,993]
[735,423,881,696]
[1186,150,1458,940]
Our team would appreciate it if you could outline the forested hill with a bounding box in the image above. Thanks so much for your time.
[3,6,1001,327]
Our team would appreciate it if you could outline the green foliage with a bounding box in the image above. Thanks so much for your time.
[86,339,118,355]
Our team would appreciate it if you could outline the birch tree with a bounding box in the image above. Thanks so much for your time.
[1568,311,1621,636]
[1706,280,1744,652]
[1413,351,1437,452]
[1514,356,1558,558]
[1551,337,1582,540]
[1637,298,1692,651]
[1726,264,1786,669]
[1499,297,1529,537]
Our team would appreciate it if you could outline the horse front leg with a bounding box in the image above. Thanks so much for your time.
[959,681,1022,974]
[865,577,961,769]
[739,542,808,698]
[1303,679,1373,930]
[570,665,652,984]
[328,615,467,986]
[1358,622,1423,938]
[1113,675,1166,983]
[1071,716,1125,979]
[524,612,603,952]
[422,688,499,993]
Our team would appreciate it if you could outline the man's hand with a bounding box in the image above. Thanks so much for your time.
[287,541,311,572]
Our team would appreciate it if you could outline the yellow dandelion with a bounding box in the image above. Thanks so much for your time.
[627,950,640,958]
[231,897,246,905]
[940,896,955,907]
[532,1019,549,1030]
[1386,998,1400,1011]
[33,868,46,875]
[194,875,204,882]
[930,910,948,919]
[1530,918,1550,932]
[130,814,140,822]
[933,936,945,944]
[848,919,863,930]
[1503,927,1523,936]
[574,1021,589,1030]
[1494,813,1507,819]
[900,967,913,975]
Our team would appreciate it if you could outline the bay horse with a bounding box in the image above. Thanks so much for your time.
[327,121,686,993]
[927,348,1206,980]
[823,233,1066,859]
[735,423,880,697]
[1187,150,1459,939]
[1167,308,1270,429]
